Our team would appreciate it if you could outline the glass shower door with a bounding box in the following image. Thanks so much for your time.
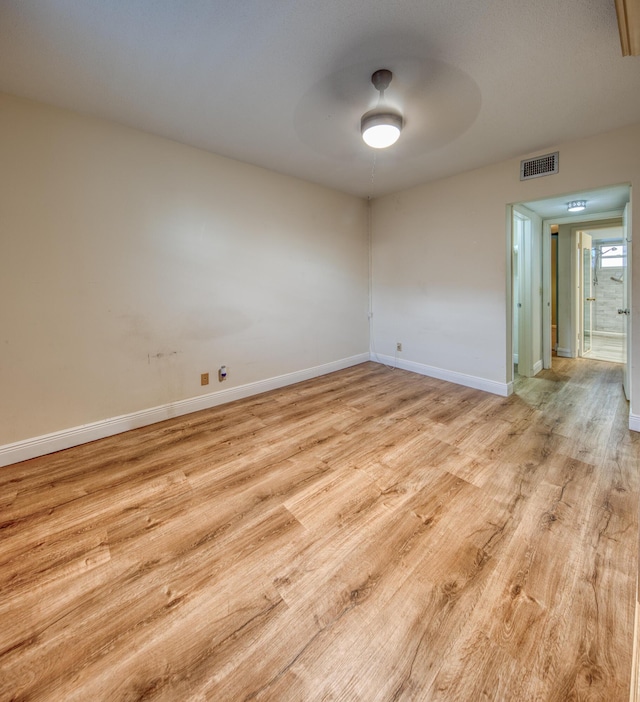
[580,232,593,356]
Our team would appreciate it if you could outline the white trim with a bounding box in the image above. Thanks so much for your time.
[533,360,543,375]
[557,347,573,358]
[630,413,640,433]
[506,205,514,388]
[371,354,512,397]
[630,599,640,702]
[0,353,370,468]
[542,220,552,369]
[513,206,535,377]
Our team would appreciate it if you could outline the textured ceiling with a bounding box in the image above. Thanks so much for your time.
[1,0,640,198]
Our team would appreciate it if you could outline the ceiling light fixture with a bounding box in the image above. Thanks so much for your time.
[361,69,403,149]
[567,200,587,212]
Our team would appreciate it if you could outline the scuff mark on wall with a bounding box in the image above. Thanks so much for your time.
[147,351,179,364]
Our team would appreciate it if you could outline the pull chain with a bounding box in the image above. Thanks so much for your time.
[370,151,377,189]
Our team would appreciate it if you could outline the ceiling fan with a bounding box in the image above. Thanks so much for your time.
[615,0,640,55]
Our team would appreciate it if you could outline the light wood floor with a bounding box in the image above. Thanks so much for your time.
[1,358,638,701]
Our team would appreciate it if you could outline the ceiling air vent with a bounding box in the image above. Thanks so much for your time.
[520,151,559,181]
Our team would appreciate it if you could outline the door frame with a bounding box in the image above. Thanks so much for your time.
[509,205,539,380]
[579,230,594,358]
[542,221,552,368]
[623,201,632,400]
[541,209,626,366]
[513,208,533,377]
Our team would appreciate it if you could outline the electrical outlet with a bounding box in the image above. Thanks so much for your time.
[201,373,209,386]
[396,342,402,352]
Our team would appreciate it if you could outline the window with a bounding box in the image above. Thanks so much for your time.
[598,243,624,268]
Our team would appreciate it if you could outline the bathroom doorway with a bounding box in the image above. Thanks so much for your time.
[578,226,626,363]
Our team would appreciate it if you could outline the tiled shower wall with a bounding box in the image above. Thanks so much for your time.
[594,266,624,333]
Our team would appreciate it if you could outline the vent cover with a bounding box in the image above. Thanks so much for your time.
[520,151,559,180]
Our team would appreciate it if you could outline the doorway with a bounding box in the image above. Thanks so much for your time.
[577,226,626,364]
[511,205,542,380]
[508,184,631,403]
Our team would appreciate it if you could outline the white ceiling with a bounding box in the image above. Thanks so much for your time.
[1,1,640,198]
[522,184,631,220]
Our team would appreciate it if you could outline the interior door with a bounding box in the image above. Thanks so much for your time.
[513,209,533,376]
[580,231,593,357]
[621,202,632,400]
[542,222,552,369]
[513,236,519,366]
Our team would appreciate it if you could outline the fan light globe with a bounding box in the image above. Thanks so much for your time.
[361,69,403,149]
[361,112,403,149]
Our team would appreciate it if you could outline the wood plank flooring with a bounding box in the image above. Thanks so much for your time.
[0,358,638,701]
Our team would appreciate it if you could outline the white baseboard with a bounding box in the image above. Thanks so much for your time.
[630,413,640,433]
[557,347,573,358]
[0,353,370,468]
[533,360,543,375]
[631,599,640,702]
[370,354,511,397]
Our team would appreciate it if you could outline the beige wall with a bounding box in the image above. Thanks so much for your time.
[371,123,640,416]
[0,93,369,445]
[3,90,640,451]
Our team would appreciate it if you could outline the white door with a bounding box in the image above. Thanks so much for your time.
[513,236,520,366]
[542,222,552,369]
[513,209,533,376]
[621,202,632,400]
[579,231,594,357]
